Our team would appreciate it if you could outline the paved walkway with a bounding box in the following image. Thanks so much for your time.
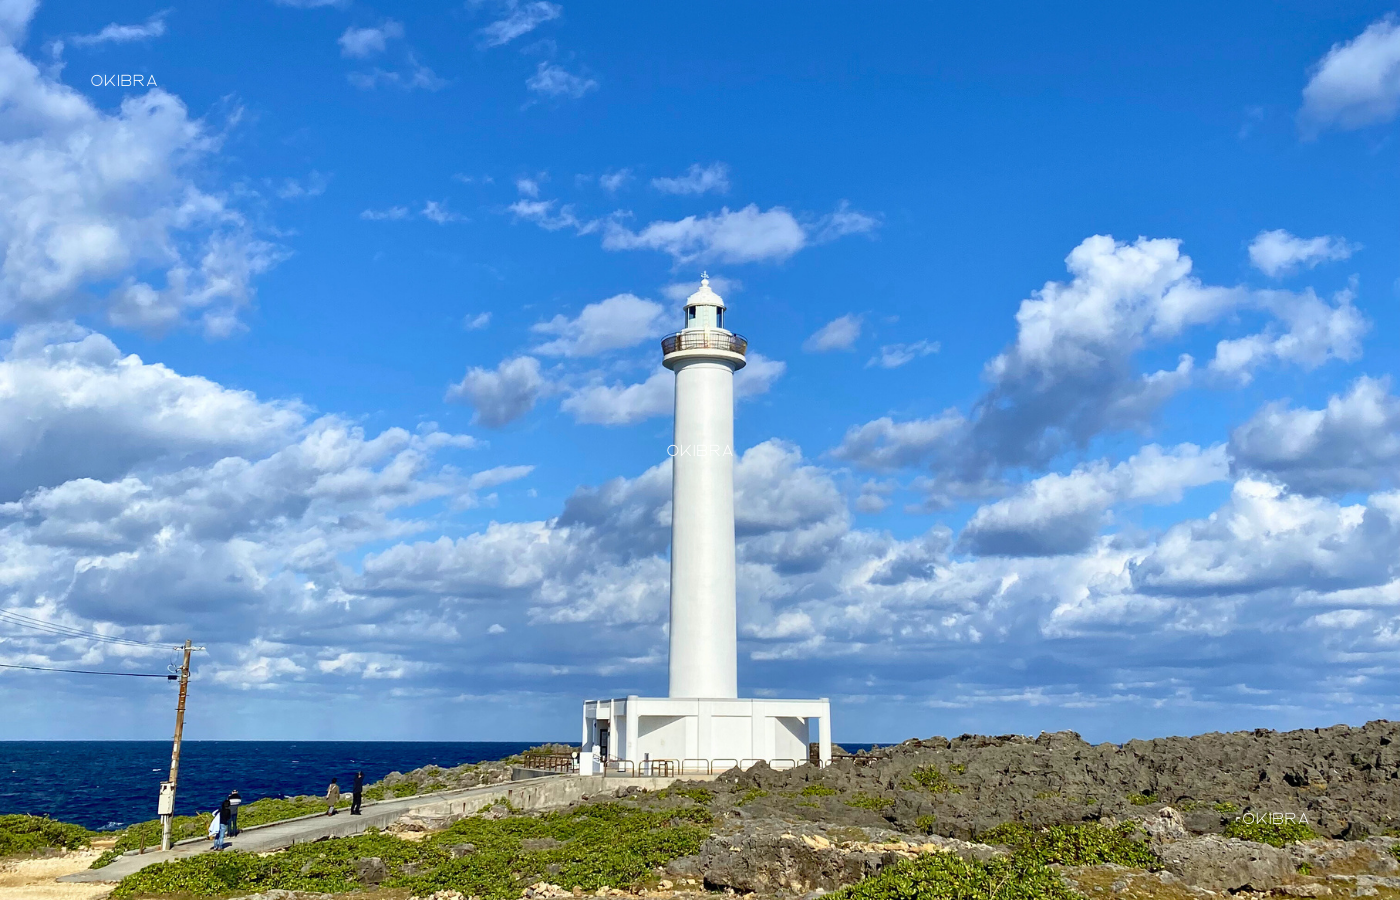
[58,772,700,885]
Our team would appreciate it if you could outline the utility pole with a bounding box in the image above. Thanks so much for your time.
[159,640,198,852]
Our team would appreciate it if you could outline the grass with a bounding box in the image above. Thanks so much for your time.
[1223,818,1317,847]
[979,822,1160,869]
[0,815,92,858]
[669,787,714,804]
[829,848,1080,900]
[112,802,712,899]
[1128,792,1160,806]
[736,788,768,805]
[915,815,936,835]
[904,765,959,794]
[800,784,839,797]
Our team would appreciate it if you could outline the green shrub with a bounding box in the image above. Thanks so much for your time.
[801,784,838,797]
[1128,792,1159,806]
[1214,801,1240,815]
[113,802,712,899]
[1223,818,1317,847]
[980,822,1159,869]
[915,815,936,835]
[845,793,894,811]
[0,815,92,857]
[904,766,958,794]
[671,787,713,804]
[829,847,1079,900]
[737,789,768,805]
[1298,863,1314,875]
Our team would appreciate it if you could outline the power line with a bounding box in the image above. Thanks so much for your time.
[0,609,181,649]
[0,661,176,678]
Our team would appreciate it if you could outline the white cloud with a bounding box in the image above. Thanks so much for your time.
[735,352,785,398]
[71,12,167,46]
[463,312,492,330]
[651,163,730,195]
[803,314,862,352]
[347,55,445,91]
[338,20,404,58]
[959,443,1229,557]
[276,171,330,200]
[599,169,630,192]
[1301,16,1400,132]
[507,199,593,233]
[532,294,668,357]
[0,22,280,336]
[1209,286,1366,384]
[603,205,806,264]
[1231,376,1400,495]
[1248,229,1357,277]
[478,1,561,48]
[867,339,939,368]
[516,177,541,198]
[360,206,409,221]
[561,368,671,426]
[445,356,546,428]
[525,61,596,99]
[813,201,879,242]
[831,410,967,473]
[422,200,464,224]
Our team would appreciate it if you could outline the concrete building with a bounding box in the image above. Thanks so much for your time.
[581,276,832,771]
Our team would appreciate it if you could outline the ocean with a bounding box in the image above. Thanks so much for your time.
[0,741,549,830]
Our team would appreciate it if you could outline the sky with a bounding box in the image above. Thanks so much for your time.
[0,0,1397,744]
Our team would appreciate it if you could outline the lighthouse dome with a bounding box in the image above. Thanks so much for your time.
[685,273,726,309]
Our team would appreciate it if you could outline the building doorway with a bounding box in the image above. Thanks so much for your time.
[598,725,610,761]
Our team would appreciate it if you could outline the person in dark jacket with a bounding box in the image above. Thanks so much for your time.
[227,790,242,835]
[351,772,364,815]
[215,796,232,850]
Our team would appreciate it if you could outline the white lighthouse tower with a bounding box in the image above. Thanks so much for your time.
[581,276,832,773]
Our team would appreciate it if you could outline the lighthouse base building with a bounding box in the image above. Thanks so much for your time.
[577,276,833,773]
[581,696,832,771]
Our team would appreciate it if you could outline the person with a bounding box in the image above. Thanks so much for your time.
[227,790,242,836]
[214,795,232,850]
[350,772,364,815]
[326,778,340,816]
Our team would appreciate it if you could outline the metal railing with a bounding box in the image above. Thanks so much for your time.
[661,330,748,356]
[521,753,574,772]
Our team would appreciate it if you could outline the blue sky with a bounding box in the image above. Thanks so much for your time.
[0,0,1398,743]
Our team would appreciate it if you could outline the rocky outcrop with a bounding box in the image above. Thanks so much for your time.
[1156,836,1293,892]
[725,721,1400,839]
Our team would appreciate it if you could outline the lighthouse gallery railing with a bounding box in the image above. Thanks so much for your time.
[661,331,748,356]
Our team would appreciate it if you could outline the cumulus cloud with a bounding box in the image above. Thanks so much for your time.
[651,163,730,195]
[532,294,668,357]
[602,205,806,264]
[835,236,1229,487]
[599,169,631,192]
[561,368,671,426]
[1301,16,1400,132]
[1231,377,1400,495]
[346,55,445,91]
[507,199,593,233]
[526,62,596,99]
[1248,229,1357,277]
[0,19,280,335]
[813,201,880,242]
[1208,286,1366,384]
[803,314,862,352]
[867,340,938,369]
[338,20,404,58]
[735,352,786,398]
[478,1,561,48]
[661,275,740,303]
[71,12,167,46]
[445,356,547,427]
[959,443,1229,557]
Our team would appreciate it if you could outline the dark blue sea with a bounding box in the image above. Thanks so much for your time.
[0,741,550,830]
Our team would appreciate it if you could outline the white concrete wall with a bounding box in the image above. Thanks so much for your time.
[668,358,738,699]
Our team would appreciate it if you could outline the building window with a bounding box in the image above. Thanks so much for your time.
[716,309,724,328]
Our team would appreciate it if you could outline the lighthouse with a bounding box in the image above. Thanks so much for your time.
[580,276,831,773]
[663,274,743,699]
